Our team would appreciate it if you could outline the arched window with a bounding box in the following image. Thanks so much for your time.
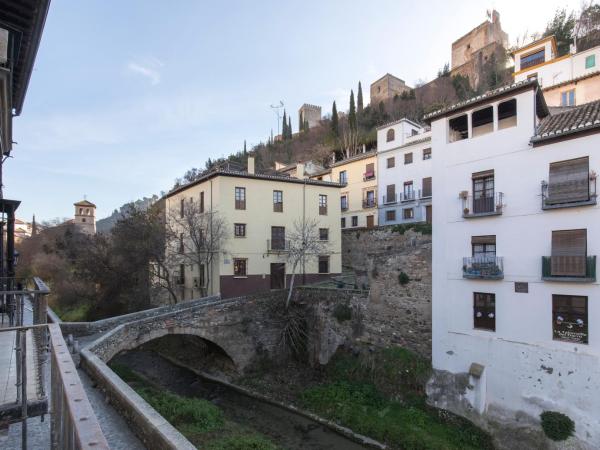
[386,128,395,142]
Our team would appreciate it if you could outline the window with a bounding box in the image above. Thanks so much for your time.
[423,148,431,160]
[235,187,246,210]
[195,265,205,289]
[404,152,413,164]
[449,114,468,142]
[319,195,328,215]
[547,157,590,205]
[498,99,517,129]
[403,181,414,200]
[364,190,375,207]
[472,106,493,137]
[403,208,414,219]
[411,129,418,136]
[386,210,396,222]
[233,258,247,277]
[79,208,83,215]
[472,170,495,214]
[179,233,184,253]
[200,192,205,213]
[553,295,588,344]
[178,264,185,285]
[561,89,576,106]
[82,218,86,223]
[422,177,432,198]
[319,228,329,241]
[273,190,283,212]
[551,229,587,277]
[386,184,396,203]
[318,255,330,274]
[234,223,246,237]
[520,48,545,69]
[386,128,395,142]
[387,157,395,168]
[271,226,286,250]
[351,216,358,227]
[585,54,595,69]
[364,163,375,180]
[473,292,495,331]
[341,217,346,228]
[85,208,89,215]
[340,195,348,211]
[472,235,496,258]
[339,170,347,184]
[180,199,185,218]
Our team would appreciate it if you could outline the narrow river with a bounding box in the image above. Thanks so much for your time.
[112,351,368,450]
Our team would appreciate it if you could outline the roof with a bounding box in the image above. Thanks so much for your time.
[74,200,96,207]
[330,150,377,168]
[531,99,600,144]
[0,0,50,115]
[309,167,331,177]
[376,117,423,131]
[371,73,405,86]
[166,168,344,198]
[377,135,432,155]
[543,69,600,92]
[511,35,557,57]
[423,79,549,123]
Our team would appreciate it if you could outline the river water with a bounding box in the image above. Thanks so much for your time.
[112,351,368,450]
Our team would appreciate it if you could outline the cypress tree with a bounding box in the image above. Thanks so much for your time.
[357,81,364,113]
[243,139,247,154]
[349,89,357,130]
[288,116,292,138]
[331,101,339,136]
[282,110,287,139]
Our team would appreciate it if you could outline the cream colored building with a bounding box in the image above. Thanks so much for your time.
[165,157,342,300]
[316,151,378,229]
[73,200,96,234]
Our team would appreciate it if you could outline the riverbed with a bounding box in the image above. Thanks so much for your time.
[112,350,368,450]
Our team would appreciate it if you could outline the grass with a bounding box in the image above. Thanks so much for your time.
[109,362,280,449]
[299,347,494,450]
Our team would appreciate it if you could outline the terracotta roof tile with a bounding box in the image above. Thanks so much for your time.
[531,99,600,143]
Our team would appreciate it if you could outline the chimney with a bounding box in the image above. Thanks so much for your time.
[247,156,255,174]
[296,162,305,179]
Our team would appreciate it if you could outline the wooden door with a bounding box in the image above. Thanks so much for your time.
[270,263,286,289]
[425,205,432,224]
[366,215,374,228]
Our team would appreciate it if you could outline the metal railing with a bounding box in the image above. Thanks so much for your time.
[463,256,504,280]
[541,175,597,209]
[461,192,504,217]
[542,255,596,282]
[267,239,290,253]
[383,194,398,204]
[362,198,377,208]
[400,191,416,202]
[363,172,376,181]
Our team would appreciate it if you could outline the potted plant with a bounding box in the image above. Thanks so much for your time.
[463,207,470,215]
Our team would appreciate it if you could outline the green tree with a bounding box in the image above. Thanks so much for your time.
[282,110,288,139]
[543,8,576,56]
[349,89,357,130]
[357,81,364,113]
[288,116,292,138]
[243,139,247,154]
[331,101,339,136]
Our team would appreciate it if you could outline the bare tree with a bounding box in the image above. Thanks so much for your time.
[340,120,361,159]
[284,218,330,308]
[167,199,228,297]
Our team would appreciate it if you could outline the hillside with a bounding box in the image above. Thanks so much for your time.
[96,195,159,233]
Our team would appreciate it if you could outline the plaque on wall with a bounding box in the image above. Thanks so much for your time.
[514,282,528,293]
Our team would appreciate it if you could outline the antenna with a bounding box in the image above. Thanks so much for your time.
[270,100,284,136]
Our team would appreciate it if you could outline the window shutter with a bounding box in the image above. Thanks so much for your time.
[471,235,496,245]
[472,169,494,179]
[366,163,374,174]
[422,177,432,197]
[387,184,395,200]
[548,157,589,204]
[551,229,587,276]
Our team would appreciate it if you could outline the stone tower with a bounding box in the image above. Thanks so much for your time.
[370,73,411,105]
[73,199,96,234]
[298,104,322,130]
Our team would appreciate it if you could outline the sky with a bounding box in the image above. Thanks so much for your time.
[7,0,584,222]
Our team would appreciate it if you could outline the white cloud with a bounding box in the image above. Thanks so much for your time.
[126,57,164,85]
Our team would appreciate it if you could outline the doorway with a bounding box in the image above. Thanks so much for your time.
[270,263,286,289]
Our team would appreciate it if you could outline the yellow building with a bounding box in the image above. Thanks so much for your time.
[165,157,343,300]
[317,151,378,229]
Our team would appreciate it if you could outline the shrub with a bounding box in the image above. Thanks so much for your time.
[391,223,432,235]
[398,272,410,285]
[540,411,575,441]
[333,303,352,322]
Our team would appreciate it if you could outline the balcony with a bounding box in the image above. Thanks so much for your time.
[461,192,504,218]
[419,189,432,200]
[463,256,504,280]
[542,256,596,282]
[341,204,349,211]
[363,172,376,181]
[383,194,398,205]
[400,191,416,203]
[362,198,377,209]
[267,239,290,253]
[541,176,597,210]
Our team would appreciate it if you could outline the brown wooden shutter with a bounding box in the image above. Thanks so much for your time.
[366,162,374,174]
[422,177,432,197]
[472,235,496,245]
[548,157,589,204]
[551,229,587,276]
[387,184,395,200]
[472,169,494,179]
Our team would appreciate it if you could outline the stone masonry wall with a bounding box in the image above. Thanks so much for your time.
[342,227,432,359]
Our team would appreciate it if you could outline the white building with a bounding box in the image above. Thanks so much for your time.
[427,79,600,446]
[513,35,600,107]
[376,118,432,225]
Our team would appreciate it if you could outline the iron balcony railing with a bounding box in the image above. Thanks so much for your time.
[267,239,290,253]
[463,256,504,280]
[341,202,349,211]
[400,191,416,202]
[541,175,597,210]
[362,198,377,208]
[420,189,432,199]
[542,256,596,282]
[363,172,376,181]
[461,192,504,218]
[383,194,398,205]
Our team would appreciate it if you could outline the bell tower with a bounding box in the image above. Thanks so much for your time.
[73,198,96,234]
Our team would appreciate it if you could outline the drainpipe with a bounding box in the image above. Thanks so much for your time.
[210,178,214,296]
[302,179,306,285]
